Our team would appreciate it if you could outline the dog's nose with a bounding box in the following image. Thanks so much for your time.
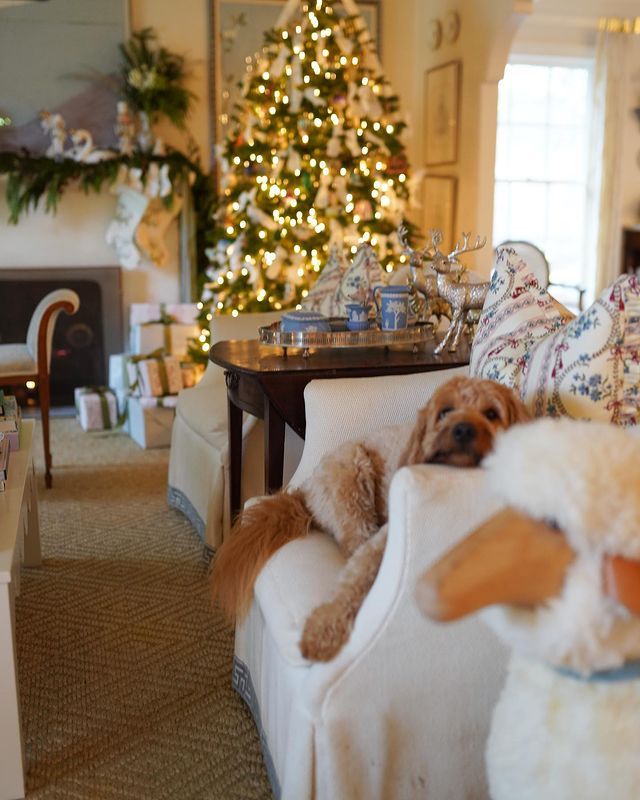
[452,422,476,445]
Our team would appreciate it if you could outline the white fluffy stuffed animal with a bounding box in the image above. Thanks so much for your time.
[416,418,640,800]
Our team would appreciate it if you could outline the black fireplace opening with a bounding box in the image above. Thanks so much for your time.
[0,271,122,406]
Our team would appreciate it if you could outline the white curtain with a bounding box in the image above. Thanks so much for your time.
[589,27,631,296]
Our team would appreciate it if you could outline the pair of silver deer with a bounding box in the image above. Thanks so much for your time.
[398,226,489,354]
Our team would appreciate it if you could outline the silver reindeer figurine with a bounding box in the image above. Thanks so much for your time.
[398,225,439,322]
[431,231,489,354]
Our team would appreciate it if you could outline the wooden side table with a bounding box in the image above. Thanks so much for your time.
[209,337,470,522]
[0,419,41,800]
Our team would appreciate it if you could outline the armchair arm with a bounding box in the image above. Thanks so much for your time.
[301,465,508,799]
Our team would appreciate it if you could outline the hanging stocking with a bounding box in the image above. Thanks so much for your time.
[106,185,150,270]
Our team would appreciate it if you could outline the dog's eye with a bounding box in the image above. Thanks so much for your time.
[483,408,499,421]
[437,406,453,421]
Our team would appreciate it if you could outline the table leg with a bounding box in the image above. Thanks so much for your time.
[0,586,25,800]
[227,385,244,524]
[264,397,286,495]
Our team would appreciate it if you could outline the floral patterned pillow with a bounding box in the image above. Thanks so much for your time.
[303,245,346,317]
[470,248,640,425]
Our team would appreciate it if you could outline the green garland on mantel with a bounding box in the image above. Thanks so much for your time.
[0,150,217,283]
[0,150,207,224]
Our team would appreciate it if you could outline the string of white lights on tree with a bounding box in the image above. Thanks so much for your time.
[192,0,415,357]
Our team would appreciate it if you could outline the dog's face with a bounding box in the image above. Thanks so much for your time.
[401,377,531,468]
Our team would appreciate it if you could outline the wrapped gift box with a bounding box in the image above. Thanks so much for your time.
[128,396,175,449]
[74,387,118,431]
[137,395,179,409]
[109,354,129,391]
[130,322,198,358]
[129,303,198,326]
[180,362,203,389]
[127,354,183,397]
[107,355,132,429]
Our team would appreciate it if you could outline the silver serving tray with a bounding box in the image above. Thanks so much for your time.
[259,320,434,357]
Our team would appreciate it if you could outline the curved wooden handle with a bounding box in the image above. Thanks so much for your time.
[37,299,78,373]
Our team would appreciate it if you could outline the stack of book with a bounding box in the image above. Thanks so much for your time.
[0,391,19,492]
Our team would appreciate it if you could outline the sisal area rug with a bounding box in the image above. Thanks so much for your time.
[16,419,272,800]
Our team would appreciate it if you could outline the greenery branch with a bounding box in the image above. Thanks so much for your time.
[119,28,195,127]
[0,151,199,222]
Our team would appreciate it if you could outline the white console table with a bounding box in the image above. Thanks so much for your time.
[0,420,41,800]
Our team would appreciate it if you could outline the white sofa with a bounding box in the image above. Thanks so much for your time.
[168,312,303,551]
[233,368,509,799]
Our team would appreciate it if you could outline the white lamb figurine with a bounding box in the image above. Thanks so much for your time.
[416,418,640,800]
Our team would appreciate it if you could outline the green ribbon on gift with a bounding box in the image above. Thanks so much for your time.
[128,349,170,396]
[78,386,114,430]
[157,358,169,395]
[140,304,178,354]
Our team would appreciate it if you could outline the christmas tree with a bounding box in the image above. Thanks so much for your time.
[195,0,414,356]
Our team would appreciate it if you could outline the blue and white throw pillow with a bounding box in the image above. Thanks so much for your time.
[470,248,640,425]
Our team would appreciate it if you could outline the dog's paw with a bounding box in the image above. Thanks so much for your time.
[299,602,352,662]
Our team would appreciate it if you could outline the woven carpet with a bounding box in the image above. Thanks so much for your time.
[16,419,272,800]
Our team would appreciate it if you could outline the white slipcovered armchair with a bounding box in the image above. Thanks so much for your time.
[168,312,303,551]
[233,367,509,799]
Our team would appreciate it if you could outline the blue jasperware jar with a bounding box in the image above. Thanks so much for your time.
[280,310,332,333]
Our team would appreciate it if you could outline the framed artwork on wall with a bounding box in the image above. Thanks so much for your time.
[423,174,457,252]
[424,60,461,167]
[209,0,380,168]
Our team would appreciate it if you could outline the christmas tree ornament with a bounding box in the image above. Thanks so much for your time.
[345,127,361,157]
[266,257,282,280]
[326,129,343,159]
[354,198,373,220]
[287,148,302,173]
[314,173,332,209]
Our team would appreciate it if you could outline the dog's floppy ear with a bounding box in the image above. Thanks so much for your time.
[501,386,531,425]
[398,406,431,467]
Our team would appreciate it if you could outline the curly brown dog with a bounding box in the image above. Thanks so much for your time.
[211,376,530,660]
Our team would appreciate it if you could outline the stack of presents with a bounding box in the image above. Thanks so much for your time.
[0,391,21,491]
[75,303,203,448]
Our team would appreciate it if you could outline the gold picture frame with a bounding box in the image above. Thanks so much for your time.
[423,175,457,252]
[424,60,461,167]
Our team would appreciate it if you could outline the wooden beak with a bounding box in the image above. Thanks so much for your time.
[415,508,576,622]
[603,555,640,616]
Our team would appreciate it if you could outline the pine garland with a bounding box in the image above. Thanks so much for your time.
[0,151,204,224]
